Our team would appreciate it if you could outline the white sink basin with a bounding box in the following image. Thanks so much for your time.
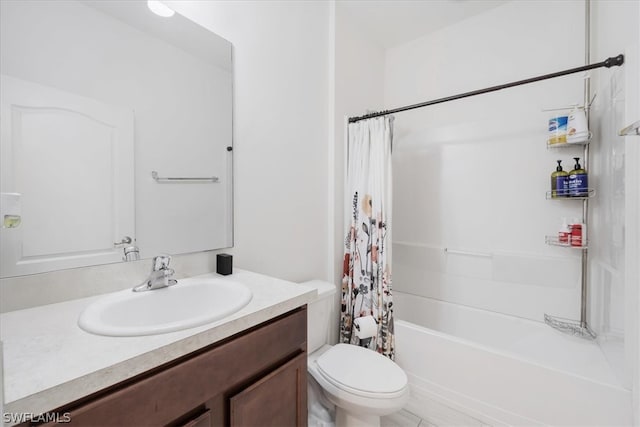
[78,277,252,336]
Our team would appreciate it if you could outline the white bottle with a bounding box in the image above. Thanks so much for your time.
[567,106,589,143]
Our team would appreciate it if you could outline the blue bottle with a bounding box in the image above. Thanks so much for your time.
[568,157,588,197]
[551,160,569,198]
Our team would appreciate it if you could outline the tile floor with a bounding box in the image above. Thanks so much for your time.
[381,409,433,427]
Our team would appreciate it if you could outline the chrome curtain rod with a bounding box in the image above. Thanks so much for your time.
[348,54,624,123]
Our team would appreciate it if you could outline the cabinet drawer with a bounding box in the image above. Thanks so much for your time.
[180,409,211,427]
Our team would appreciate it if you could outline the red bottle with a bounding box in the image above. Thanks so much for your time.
[558,218,570,244]
[570,223,583,247]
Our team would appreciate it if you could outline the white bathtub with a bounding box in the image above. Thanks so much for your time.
[394,292,632,426]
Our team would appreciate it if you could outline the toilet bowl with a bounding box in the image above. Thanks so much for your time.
[309,344,409,426]
[301,280,409,427]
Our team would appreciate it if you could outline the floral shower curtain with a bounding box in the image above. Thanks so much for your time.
[340,116,394,359]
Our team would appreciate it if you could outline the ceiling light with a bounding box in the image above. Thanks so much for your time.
[147,1,175,18]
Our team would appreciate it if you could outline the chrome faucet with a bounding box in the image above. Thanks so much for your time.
[132,255,178,292]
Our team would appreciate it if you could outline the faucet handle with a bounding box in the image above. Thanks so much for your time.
[152,254,171,271]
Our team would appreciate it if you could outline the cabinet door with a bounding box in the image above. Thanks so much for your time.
[230,353,307,427]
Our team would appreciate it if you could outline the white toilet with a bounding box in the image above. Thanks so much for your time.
[302,280,410,427]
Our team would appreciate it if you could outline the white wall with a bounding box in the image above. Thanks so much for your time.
[331,2,386,342]
[166,0,330,283]
[589,0,640,415]
[333,4,386,283]
[386,1,587,322]
[0,0,331,311]
[590,0,639,391]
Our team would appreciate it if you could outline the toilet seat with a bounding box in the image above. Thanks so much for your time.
[307,344,409,425]
[315,344,407,399]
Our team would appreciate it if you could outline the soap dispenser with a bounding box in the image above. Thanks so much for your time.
[568,157,588,197]
[551,160,569,198]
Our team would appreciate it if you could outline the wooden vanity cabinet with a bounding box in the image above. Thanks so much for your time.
[29,307,307,427]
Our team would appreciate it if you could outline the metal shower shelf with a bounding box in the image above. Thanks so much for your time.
[545,235,588,249]
[544,314,596,340]
[545,189,595,199]
[546,134,591,148]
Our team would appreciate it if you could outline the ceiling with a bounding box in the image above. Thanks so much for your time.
[84,0,232,71]
[338,0,510,49]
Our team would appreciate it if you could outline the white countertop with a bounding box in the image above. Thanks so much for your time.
[0,269,315,416]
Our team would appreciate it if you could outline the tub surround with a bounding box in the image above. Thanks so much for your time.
[394,292,632,426]
[0,269,315,417]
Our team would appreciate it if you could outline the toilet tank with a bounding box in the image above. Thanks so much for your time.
[300,280,337,353]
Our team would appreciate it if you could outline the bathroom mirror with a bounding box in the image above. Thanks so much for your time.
[0,0,233,278]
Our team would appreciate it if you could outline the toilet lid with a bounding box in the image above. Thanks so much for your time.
[316,343,407,397]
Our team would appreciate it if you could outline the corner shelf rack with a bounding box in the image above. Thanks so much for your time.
[543,134,595,339]
[541,0,604,339]
[543,99,596,337]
